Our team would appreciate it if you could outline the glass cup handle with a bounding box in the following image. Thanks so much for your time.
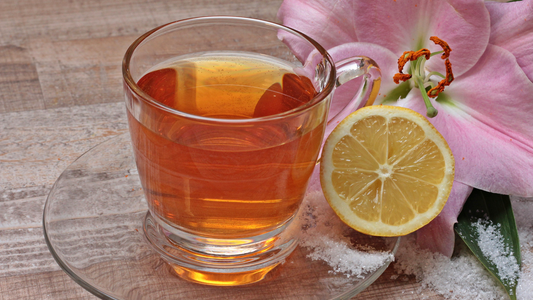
[324,56,382,138]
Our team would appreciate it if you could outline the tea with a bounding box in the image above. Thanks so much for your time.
[128,52,324,238]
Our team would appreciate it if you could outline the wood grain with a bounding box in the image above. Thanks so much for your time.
[0,0,282,113]
[0,270,96,300]
[0,102,128,190]
[0,46,44,113]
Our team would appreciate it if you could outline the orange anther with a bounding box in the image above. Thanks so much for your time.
[394,49,431,83]
[394,36,454,98]
[427,59,454,98]
[393,73,412,84]
[430,36,451,59]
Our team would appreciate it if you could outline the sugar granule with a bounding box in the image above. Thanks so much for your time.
[473,219,520,286]
[394,235,508,300]
[391,196,533,300]
[298,191,393,278]
[517,247,533,299]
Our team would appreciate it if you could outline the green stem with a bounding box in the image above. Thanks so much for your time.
[426,71,445,80]
[417,57,426,78]
[424,81,436,88]
[430,50,444,57]
[415,77,438,118]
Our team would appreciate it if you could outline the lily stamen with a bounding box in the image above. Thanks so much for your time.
[428,59,454,97]
[393,73,413,84]
[393,36,454,117]
[393,49,431,84]
[426,71,446,80]
[430,36,451,59]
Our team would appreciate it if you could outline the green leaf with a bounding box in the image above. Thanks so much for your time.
[454,189,521,300]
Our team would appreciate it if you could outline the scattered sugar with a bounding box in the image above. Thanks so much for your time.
[298,191,533,299]
[394,235,508,300]
[392,196,533,300]
[517,247,533,299]
[298,191,393,278]
[473,219,520,286]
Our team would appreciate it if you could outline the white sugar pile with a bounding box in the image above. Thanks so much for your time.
[299,190,533,299]
[473,219,520,286]
[394,235,509,299]
[517,249,533,299]
[393,196,533,300]
[298,191,394,278]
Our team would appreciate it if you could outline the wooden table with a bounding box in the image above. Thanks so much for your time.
[0,1,448,299]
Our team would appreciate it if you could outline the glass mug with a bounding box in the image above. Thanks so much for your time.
[123,16,380,286]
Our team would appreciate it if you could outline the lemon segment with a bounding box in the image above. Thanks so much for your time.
[320,105,454,236]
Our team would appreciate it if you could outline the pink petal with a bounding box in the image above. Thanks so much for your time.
[351,0,490,77]
[397,45,533,197]
[416,181,473,257]
[278,0,358,60]
[486,0,533,81]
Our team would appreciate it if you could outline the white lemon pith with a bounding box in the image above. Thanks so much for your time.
[320,105,455,237]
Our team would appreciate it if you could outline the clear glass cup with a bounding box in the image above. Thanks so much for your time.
[122,16,381,286]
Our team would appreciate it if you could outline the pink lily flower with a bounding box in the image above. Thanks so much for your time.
[279,0,533,256]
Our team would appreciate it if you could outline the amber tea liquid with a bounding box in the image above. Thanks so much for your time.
[128,52,324,239]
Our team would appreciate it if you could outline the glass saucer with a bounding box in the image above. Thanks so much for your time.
[43,132,400,300]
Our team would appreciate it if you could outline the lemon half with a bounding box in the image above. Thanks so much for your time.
[320,105,455,236]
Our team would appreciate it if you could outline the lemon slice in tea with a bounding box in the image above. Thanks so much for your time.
[320,105,455,236]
